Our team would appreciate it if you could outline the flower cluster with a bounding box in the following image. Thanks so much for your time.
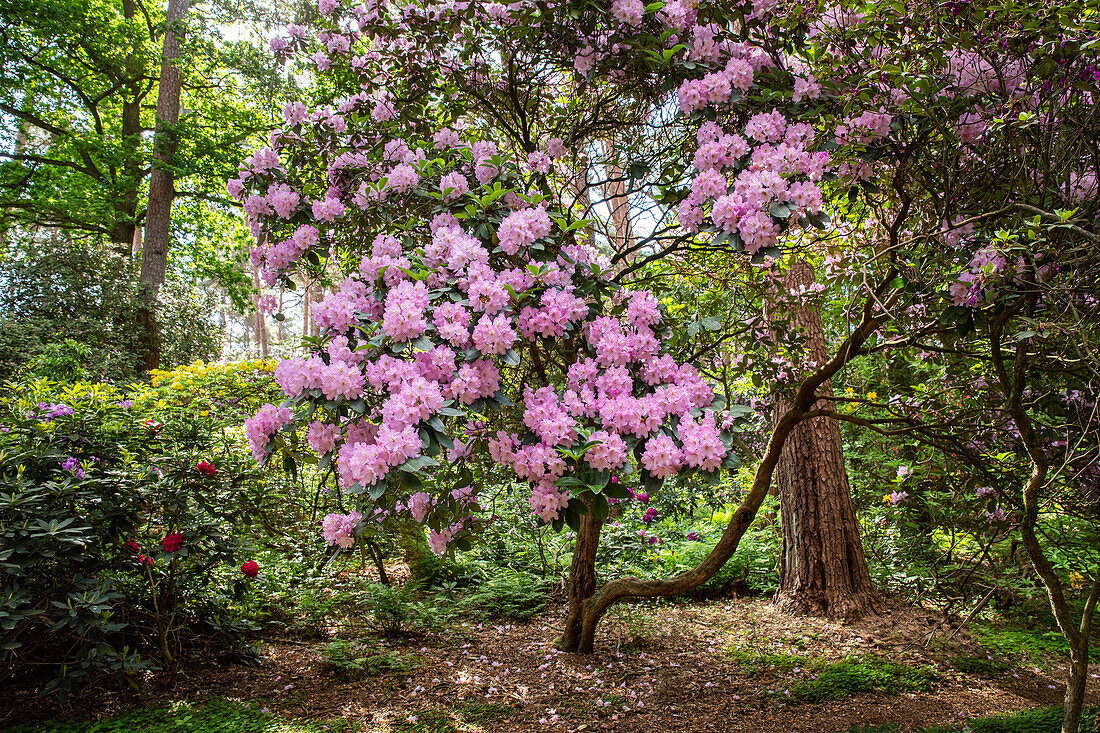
[322,511,362,548]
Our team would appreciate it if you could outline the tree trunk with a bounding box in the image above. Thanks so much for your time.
[139,0,191,372]
[559,509,603,654]
[1063,638,1089,733]
[771,259,877,619]
[251,263,269,357]
[600,139,634,256]
[302,279,312,339]
[276,286,285,341]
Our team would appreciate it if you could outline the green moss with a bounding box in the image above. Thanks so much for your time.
[1,699,355,733]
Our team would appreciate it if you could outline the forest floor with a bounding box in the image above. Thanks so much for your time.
[3,593,1098,733]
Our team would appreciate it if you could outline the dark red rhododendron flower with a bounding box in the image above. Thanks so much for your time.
[195,461,217,475]
[240,560,259,578]
[161,532,183,553]
[124,540,140,553]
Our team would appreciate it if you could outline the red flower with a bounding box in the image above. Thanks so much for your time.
[138,555,153,567]
[161,532,183,553]
[195,461,217,475]
[240,560,259,579]
[124,540,140,553]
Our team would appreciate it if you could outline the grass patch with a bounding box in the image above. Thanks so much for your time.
[385,704,510,733]
[790,656,939,702]
[0,700,354,733]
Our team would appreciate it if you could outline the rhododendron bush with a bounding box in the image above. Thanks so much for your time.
[235,0,1100,673]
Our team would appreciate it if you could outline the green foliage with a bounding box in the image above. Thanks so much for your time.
[917,706,1100,733]
[789,656,939,702]
[456,568,549,620]
[728,648,811,676]
[319,639,421,679]
[0,370,290,695]
[950,654,1009,677]
[362,581,449,635]
[0,699,354,733]
[0,237,223,380]
[975,624,1100,668]
[662,508,780,596]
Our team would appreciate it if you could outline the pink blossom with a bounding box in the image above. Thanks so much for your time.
[322,511,361,548]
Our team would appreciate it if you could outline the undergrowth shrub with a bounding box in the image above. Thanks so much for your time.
[0,367,286,696]
[319,639,420,679]
[456,569,549,620]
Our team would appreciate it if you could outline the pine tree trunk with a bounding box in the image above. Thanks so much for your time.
[771,259,877,619]
[139,0,191,372]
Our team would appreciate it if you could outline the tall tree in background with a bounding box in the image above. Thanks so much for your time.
[140,0,192,370]
[771,259,876,618]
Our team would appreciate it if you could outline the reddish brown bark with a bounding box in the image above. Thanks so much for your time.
[600,139,634,254]
[771,259,877,618]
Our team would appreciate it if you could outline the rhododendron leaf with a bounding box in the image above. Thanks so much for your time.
[604,482,633,500]
[556,476,586,488]
[564,503,584,533]
[768,202,792,218]
[592,493,610,521]
[490,391,513,407]
[503,349,520,366]
[428,416,446,433]
[400,456,437,473]
[640,468,663,493]
[437,407,465,417]
[281,452,296,481]
[368,482,386,500]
